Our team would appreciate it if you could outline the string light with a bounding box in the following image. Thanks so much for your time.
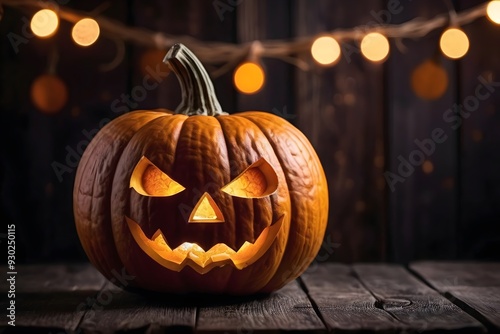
[360,32,390,62]
[30,9,59,38]
[4,0,489,70]
[5,0,496,98]
[233,62,265,94]
[440,28,469,59]
[72,18,100,46]
[487,0,500,24]
[311,36,341,66]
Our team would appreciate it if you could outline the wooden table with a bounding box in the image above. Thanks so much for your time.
[1,262,499,333]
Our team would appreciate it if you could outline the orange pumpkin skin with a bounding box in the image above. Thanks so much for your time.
[73,45,328,295]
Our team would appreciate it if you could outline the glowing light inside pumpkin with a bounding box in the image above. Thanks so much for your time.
[360,32,390,62]
[130,156,185,197]
[72,18,100,46]
[440,28,469,59]
[222,158,278,198]
[234,62,265,94]
[192,198,217,220]
[189,193,224,223]
[31,9,59,38]
[311,36,341,66]
[141,164,184,196]
[487,1,500,24]
[126,215,285,274]
[223,168,266,198]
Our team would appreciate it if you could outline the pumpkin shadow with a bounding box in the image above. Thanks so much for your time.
[125,286,272,307]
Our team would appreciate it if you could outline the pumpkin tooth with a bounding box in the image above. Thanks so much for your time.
[152,232,173,252]
[188,251,210,267]
[236,241,254,254]
[210,253,232,262]
[174,242,206,253]
[126,214,285,273]
[206,243,237,255]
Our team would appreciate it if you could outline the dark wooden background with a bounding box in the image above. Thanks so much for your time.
[1,0,499,264]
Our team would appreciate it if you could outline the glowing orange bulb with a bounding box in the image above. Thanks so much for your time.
[311,36,341,66]
[233,62,265,94]
[30,9,59,38]
[360,32,390,62]
[72,18,100,46]
[487,1,500,24]
[440,28,469,59]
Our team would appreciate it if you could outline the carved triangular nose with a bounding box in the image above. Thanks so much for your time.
[188,192,225,223]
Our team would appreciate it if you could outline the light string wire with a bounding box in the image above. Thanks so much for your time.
[1,0,490,75]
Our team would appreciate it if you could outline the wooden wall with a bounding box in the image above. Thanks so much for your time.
[0,0,498,264]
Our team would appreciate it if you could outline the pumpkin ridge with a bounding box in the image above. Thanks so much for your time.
[244,113,328,292]
[77,112,164,279]
[245,113,329,281]
[117,114,185,238]
[168,116,234,250]
[88,113,164,275]
[229,114,291,291]
[239,114,309,292]
[151,115,187,248]
[212,115,237,253]
[108,114,174,275]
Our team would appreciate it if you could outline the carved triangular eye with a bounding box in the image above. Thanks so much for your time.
[130,156,185,197]
[221,158,278,198]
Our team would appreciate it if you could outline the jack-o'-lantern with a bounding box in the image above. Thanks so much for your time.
[73,44,328,294]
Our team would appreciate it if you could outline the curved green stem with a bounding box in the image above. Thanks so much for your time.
[164,43,227,116]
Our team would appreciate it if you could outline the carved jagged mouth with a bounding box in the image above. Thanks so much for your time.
[125,215,284,274]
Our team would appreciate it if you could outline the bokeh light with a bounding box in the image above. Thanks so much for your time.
[311,36,341,66]
[422,160,434,174]
[30,74,68,114]
[72,18,100,46]
[360,32,390,62]
[487,0,500,24]
[440,28,469,59]
[233,62,265,94]
[30,9,59,38]
[411,59,449,100]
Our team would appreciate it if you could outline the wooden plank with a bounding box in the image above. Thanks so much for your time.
[196,280,325,333]
[0,264,105,332]
[411,261,500,329]
[301,263,403,332]
[387,1,459,263]
[78,282,196,333]
[354,264,484,332]
[295,0,386,262]
[458,0,500,260]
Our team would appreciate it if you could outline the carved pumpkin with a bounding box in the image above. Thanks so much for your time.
[73,44,328,294]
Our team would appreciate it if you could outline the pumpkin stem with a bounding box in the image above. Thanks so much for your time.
[164,44,227,116]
